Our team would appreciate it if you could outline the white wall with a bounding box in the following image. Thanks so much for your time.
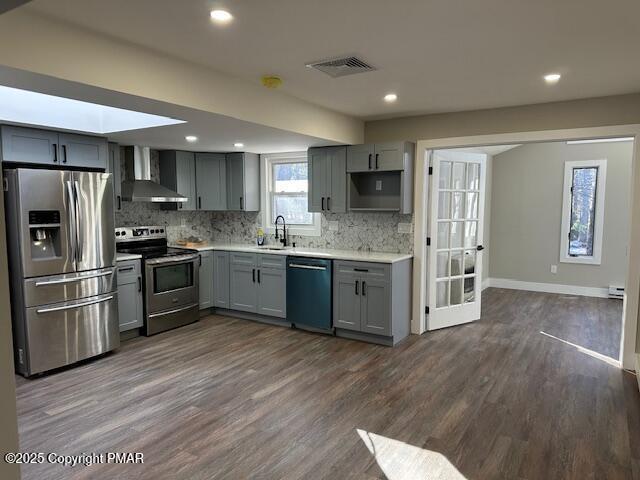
[489,140,632,288]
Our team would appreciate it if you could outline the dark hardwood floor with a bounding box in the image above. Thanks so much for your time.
[15,288,640,479]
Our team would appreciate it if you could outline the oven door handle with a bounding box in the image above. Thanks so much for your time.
[145,254,199,265]
[148,303,198,318]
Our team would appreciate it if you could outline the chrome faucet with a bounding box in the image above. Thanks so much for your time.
[274,215,287,247]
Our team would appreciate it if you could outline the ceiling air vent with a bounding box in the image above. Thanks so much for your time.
[306,56,376,78]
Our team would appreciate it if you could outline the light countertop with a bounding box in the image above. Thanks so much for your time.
[170,243,412,264]
[116,252,142,261]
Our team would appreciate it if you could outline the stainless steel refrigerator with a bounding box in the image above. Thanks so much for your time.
[4,168,119,376]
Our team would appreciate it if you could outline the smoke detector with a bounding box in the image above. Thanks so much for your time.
[306,56,376,78]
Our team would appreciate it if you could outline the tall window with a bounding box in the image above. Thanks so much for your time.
[560,159,607,264]
[261,153,321,236]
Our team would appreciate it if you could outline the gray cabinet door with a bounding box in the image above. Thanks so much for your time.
[333,273,361,331]
[175,151,197,211]
[196,153,227,210]
[327,146,347,213]
[226,152,245,210]
[116,260,143,332]
[59,133,108,169]
[374,142,404,171]
[360,278,391,336]
[230,254,258,313]
[1,126,59,165]
[346,144,374,172]
[213,251,230,308]
[198,251,214,310]
[308,148,328,212]
[108,143,122,212]
[257,266,286,318]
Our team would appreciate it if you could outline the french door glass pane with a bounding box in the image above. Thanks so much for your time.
[438,192,451,219]
[466,192,478,219]
[451,250,463,276]
[437,252,449,278]
[464,221,477,248]
[451,222,464,248]
[451,192,464,219]
[464,277,476,303]
[452,163,466,190]
[467,163,480,190]
[439,161,452,189]
[569,167,598,256]
[436,281,449,308]
[437,222,450,248]
[464,250,476,275]
[450,278,462,305]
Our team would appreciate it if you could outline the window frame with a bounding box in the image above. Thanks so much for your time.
[559,159,607,265]
[260,152,321,237]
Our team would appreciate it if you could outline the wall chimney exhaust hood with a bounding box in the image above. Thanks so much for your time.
[120,146,188,203]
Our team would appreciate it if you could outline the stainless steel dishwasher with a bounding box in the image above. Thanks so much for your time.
[286,257,332,332]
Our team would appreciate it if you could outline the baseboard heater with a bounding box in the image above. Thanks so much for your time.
[608,285,624,299]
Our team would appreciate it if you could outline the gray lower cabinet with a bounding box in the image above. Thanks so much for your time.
[333,259,411,344]
[159,150,197,211]
[107,143,122,212]
[198,251,214,310]
[226,152,260,211]
[308,146,347,213]
[1,125,108,169]
[196,153,227,210]
[213,251,230,308]
[227,252,286,318]
[116,259,144,332]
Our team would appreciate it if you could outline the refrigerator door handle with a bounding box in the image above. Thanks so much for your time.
[36,295,114,314]
[65,180,77,267]
[74,180,83,264]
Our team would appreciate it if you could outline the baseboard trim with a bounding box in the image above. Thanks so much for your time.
[483,277,610,298]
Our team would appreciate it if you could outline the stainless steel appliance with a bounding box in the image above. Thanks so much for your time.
[3,168,119,377]
[115,226,199,335]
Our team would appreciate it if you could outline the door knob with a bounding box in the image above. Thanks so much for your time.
[477,245,484,251]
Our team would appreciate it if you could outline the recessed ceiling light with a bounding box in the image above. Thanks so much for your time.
[544,73,561,84]
[210,9,233,23]
[234,142,244,148]
[185,135,198,142]
[384,93,398,103]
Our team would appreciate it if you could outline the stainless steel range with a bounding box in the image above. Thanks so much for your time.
[115,226,199,335]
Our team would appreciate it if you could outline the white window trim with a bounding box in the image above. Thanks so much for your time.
[559,159,607,265]
[260,152,321,237]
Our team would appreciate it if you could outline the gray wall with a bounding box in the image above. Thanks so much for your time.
[488,141,632,288]
[0,189,20,480]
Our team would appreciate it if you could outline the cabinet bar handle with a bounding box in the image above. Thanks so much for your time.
[362,281,367,296]
[138,277,142,292]
[117,195,122,210]
[327,197,331,211]
[198,197,202,209]
[52,143,58,163]
[257,269,261,283]
[117,266,134,273]
[252,268,255,283]
[368,153,372,170]
[355,280,359,295]
[240,197,243,210]
[353,268,369,272]
[321,197,325,211]
[375,153,379,169]
[62,144,67,164]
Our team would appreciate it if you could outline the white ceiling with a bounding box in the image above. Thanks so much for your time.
[26,0,640,120]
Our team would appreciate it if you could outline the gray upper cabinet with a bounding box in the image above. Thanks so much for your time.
[346,144,375,172]
[198,251,214,310]
[1,125,107,169]
[347,142,412,173]
[333,259,411,345]
[116,259,143,332]
[213,251,230,308]
[107,143,122,212]
[308,146,347,213]
[196,153,227,210]
[226,152,260,211]
[159,150,197,211]
[58,133,108,169]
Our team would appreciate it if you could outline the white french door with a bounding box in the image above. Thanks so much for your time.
[426,150,487,330]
